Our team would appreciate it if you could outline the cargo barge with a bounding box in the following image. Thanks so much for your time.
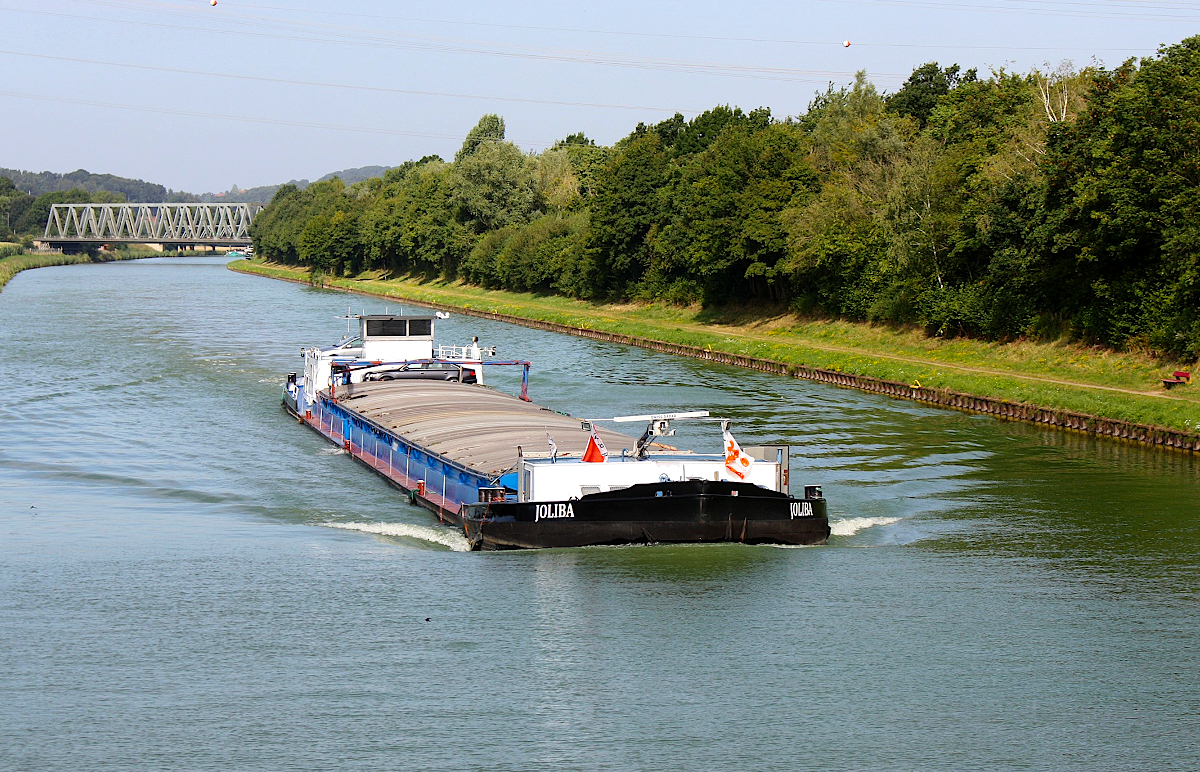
[283,313,829,550]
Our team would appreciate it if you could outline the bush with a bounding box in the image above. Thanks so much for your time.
[460,212,588,293]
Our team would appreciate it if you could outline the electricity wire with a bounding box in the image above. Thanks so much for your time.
[0,89,558,148]
[0,49,696,114]
[228,0,1166,49]
[8,1,894,83]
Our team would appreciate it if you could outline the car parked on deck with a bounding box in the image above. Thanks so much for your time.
[362,361,477,384]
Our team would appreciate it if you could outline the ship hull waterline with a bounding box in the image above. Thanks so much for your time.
[461,481,830,550]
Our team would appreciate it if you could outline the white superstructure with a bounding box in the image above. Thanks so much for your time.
[512,410,790,501]
[515,450,787,502]
[293,314,486,408]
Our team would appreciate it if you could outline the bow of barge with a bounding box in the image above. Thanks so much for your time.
[283,313,829,550]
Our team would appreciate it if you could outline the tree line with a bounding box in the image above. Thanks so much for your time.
[0,179,132,243]
[0,167,189,202]
[250,37,1200,359]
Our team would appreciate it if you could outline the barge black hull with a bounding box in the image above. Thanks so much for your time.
[461,481,830,550]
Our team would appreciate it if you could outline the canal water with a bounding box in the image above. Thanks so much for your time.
[2,256,1197,771]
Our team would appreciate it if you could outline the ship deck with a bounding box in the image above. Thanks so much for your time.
[329,381,635,477]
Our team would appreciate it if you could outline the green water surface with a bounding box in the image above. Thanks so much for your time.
[1,257,1197,771]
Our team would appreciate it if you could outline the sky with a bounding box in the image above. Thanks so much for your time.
[2,0,1196,194]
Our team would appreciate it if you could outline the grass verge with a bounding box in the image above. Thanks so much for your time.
[0,252,98,290]
[233,259,1200,434]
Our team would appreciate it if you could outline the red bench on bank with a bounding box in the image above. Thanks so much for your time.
[1162,371,1191,389]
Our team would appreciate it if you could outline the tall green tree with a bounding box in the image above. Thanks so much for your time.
[374,161,471,278]
[649,121,815,303]
[887,63,977,128]
[0,177,29,237]
[803,72,914,172]
[451,141,539,233]
[584,132,669,298]
[456,115,506,162]
[1041,36,1200,355]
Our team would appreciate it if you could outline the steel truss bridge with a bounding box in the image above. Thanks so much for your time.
[43,203,264,246]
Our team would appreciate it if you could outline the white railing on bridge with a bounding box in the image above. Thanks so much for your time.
[44,203,264,243]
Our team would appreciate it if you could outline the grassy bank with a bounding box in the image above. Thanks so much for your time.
[231,259,1200,435]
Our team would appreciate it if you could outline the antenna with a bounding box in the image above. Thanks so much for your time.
[335,305,355,339]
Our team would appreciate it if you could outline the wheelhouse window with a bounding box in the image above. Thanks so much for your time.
[363,317,433,338]
[366,319,407,337]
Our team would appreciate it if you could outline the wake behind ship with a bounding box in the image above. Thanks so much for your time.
[283,312,830,550]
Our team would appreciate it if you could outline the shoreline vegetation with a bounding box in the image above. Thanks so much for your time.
[249,41,1200,368]
[230,258,1200,448]
[0,246,95,290]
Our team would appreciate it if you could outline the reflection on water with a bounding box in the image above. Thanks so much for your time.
[1,257,1198,772]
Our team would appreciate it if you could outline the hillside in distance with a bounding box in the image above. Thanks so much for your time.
[198,165,393,203]
[0,167,197,202]
[0,165,394,204]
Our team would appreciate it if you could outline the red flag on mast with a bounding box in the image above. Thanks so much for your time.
[582,426,608,463]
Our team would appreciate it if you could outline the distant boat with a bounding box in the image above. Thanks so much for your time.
[225,249,246,258]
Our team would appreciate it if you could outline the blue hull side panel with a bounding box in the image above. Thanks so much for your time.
[287,393,491,523]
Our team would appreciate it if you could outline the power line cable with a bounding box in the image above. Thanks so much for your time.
[818,0,1200,21]
[0,49,696,114]
[18,1,896,82]
[0,89,557,147]
[226,0,1165,49]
